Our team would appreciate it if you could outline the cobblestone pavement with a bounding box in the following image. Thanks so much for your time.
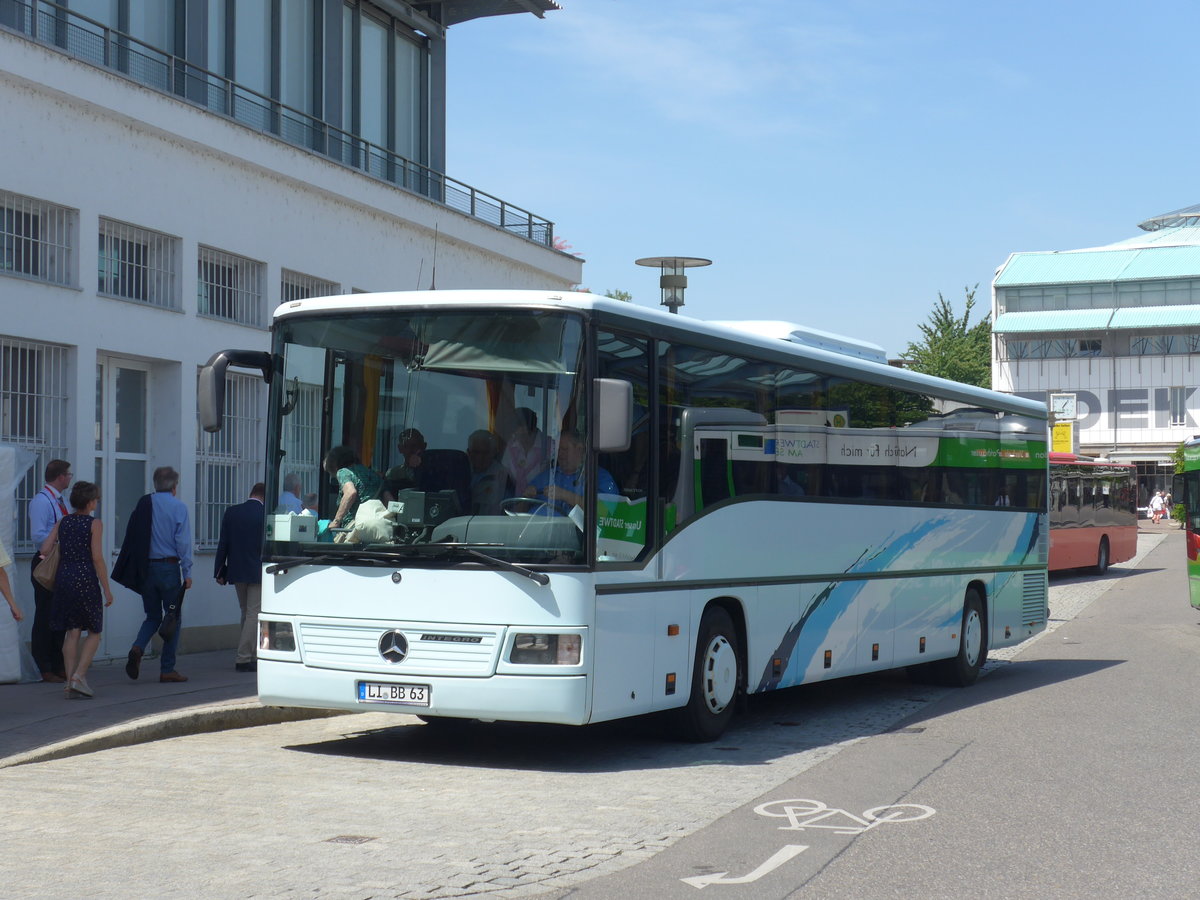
[0,533,1170,900]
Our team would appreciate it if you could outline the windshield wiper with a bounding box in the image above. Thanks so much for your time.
[264,543,549,585]
[392,542,550,585]
[461,548,550,586]
[265,550,404,574]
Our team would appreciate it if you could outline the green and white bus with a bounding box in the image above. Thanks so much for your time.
[1172,439,1200,611]
[200,291,1049,741]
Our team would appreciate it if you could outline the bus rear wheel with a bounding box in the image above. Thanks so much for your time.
[672,606,741,742]
[932,588,987,687]
[1095,537,1110,575]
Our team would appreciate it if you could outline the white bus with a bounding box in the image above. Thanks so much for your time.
[200,291,1049,741]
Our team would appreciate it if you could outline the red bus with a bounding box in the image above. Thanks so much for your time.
[1048,452,1137,574]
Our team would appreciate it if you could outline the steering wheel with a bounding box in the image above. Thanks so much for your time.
[499,496,552,517]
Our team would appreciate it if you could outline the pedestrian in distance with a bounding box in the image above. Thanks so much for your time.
[112,466,193,683]
[38,481,113,699]
[27,458,71,682]
[214,482,265,672]
[1150,490,1165,524]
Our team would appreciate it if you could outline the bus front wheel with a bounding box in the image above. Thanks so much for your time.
[1095,538,1110,575]
[672,606,741,742]
[932,589,987,687]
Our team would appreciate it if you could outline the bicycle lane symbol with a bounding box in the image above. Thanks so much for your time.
[680,800,935,888]
[753,798,935,836]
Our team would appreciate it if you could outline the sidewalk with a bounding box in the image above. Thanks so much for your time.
[0,648,337,768]
[2,520,1180,770]
[1138,515,1184,535]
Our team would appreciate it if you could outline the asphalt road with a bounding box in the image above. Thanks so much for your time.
[547,531,1200,899]
[1,531,1189,899]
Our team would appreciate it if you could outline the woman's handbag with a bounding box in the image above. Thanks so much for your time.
[32,543,60,591]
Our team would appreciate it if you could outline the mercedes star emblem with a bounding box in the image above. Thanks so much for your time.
[378,630,409,663]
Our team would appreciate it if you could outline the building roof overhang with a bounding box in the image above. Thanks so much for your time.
[414,0,562,26]
[994,304,1200,333]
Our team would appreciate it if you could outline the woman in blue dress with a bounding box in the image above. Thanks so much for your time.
[39,481,113,699]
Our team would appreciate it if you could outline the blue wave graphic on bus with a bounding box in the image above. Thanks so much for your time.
[755,512,1039,691]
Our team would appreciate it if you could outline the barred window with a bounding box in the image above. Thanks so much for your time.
[280,269,338,304]
[1,190,75,286]
[195,371,264,549]
[198,246,265,326]
[1003,340,1030,360]
[0,336,70,551]
[1132,334,1200,356]
[98,218,179,308]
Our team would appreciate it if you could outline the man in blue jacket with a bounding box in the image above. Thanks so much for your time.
[214,483,265,672]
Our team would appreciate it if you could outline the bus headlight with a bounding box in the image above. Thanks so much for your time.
[259,620,296,653]
[509,633,582,665]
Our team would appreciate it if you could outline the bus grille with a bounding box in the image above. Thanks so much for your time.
[298,622,503,676]
[1022,572,1047,625]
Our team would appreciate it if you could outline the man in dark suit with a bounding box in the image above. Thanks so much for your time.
[213,483,265,672]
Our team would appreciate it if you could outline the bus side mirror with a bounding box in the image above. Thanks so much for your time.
[1172,473,1185,504]
[594,378,632,452]
[199,349,273,433]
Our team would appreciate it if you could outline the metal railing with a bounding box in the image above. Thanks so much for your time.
[2,0,555,247]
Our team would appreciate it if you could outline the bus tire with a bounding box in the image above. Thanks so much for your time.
[932,588,987,687]
[672,606,741,742]
[1095,537,1110,575]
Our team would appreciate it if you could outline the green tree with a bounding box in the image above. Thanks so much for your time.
[1172,440,1186,524]
[902,285,991,388]
[603,289,633,302]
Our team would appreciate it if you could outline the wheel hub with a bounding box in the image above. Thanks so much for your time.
[702,635,737,713]
[963,610,982,667]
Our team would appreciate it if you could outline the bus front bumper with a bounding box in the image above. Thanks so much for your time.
[257,659,590,725]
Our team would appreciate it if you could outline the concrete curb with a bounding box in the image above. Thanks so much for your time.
[0,702,348,769]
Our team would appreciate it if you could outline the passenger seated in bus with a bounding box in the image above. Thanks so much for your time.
[324,445,383,529]
[466,429,511,515]
[525,430,617,517]
[278,472,303,514]
[502,407,551,495]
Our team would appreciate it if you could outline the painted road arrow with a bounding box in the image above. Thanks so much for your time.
[680,845,809,889]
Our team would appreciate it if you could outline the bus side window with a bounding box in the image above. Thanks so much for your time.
[698,438,731,510]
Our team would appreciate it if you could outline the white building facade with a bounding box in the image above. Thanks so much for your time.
[0,0,576,661]
[992,205,1200,507]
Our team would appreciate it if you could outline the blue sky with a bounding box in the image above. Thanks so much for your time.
[446,1,1198,356]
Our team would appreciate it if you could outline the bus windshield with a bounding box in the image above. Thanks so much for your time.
[266,309,588,566]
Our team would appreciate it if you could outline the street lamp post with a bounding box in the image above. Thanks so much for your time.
[635,256,712,314]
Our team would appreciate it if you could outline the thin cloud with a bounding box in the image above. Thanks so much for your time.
[525,4,886,136]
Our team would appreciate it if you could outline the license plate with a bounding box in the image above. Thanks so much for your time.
[357,681,430,707]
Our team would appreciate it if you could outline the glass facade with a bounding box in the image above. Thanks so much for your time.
[999,278,1200,313]
[60,0,430,167]
[12,0,554,246]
